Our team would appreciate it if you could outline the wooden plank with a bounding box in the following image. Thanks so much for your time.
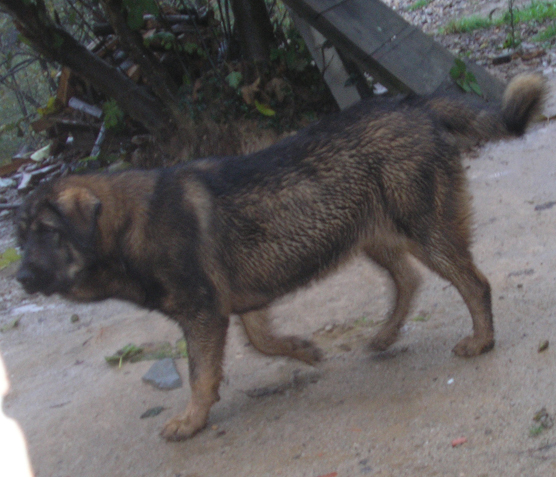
[292,13,361,109]
[56,67,73,106]
[0,158,32,178]
[372,27,454,94]
[322,0,409,55]
[297,0,346,16]
[283,0,505,101]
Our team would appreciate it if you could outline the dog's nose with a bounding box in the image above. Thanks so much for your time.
[16,267,35,287]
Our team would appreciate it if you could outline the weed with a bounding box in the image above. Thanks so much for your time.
[103,99,125,131]
[529,424,545,436]
[506,0,520,48]
[413,314,430,322]
[533,22,556,41]
[442,16,493,34]
[0,248,20,269]
[449,58,483,96]
[441,1,556,35]
[507,1,556,23]
[225,71,243,90]
[408,0,433,12]
[105,343,144,368]
[0,317,21,333]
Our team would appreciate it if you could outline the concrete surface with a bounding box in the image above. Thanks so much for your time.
[1,81,556,477]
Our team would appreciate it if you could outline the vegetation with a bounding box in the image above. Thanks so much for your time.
[443,15,493,34]
[408,0,433,12]
[534,22,556,40]
[442,0,556,34]
[449,58,482,96]
[0,1,335,166]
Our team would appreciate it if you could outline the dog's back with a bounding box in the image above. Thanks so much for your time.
[188,75,546,305]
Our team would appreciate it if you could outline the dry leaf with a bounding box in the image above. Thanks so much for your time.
[241,77,261,105]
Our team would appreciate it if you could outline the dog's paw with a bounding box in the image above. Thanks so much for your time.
[452,335,495,357]
[368,329,399,352]
[291,338,323,366]
[160,413,207,441]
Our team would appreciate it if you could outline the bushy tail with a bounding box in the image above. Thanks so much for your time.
[501,74,547,136]
[423,74,547,146]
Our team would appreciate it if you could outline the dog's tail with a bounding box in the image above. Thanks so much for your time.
[424,74,547,145]
[501,74,547,135]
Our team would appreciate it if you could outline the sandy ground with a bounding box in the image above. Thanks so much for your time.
[1,81,556,477]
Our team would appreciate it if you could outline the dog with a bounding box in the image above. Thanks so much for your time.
[16,74,546,441]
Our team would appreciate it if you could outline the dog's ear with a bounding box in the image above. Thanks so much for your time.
[50,186,101,249]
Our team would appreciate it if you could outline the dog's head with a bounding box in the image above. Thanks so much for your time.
[16,181,101,296]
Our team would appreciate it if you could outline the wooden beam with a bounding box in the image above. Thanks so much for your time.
[284,0,505,101]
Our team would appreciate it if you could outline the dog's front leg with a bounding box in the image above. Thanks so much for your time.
[160,311,229,441]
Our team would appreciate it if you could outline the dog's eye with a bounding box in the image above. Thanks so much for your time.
[40,226,61,243]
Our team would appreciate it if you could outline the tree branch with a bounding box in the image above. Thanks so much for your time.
[0,0,179,147]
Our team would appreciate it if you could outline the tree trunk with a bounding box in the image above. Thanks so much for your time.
[231,0,275,61]
[0,0,179,150]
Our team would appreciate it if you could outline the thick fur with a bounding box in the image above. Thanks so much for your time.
[16,74,546,441]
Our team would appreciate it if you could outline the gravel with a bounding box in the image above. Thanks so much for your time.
[383,0,556,81]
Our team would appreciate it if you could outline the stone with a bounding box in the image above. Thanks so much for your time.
[142,358,182,390]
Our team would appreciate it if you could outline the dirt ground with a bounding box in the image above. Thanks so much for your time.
[1,78,556,477]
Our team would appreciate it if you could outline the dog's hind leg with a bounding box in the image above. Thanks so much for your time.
[239,309,322,365]
[365,244,421,352]
[160,312,229,441]
[413,232,494,357]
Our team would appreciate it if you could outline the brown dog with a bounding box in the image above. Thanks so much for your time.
[16,74,546,440]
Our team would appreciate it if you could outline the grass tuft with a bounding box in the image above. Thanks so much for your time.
[441,1,556,34]
[408,0,433,12]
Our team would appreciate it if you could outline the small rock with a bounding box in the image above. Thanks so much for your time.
[508,269,535,277]
[538,340,549,353]
[140,406,166,418]
[533,407,554,429]
[492,53,512,65]
[534,201,556,211]
[0,178,15,190]
[70,314,80,323]
[142,358,182,390]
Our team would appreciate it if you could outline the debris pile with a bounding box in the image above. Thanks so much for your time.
[1,5,217,196]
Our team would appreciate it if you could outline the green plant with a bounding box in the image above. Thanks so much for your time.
[0,248,20,269]
[270,29,311,73]
[37,96,62,117]
[505,0,556,23]
[442,1,556,34]
[122,0,158,30]
[533,22,556,40]
[182,41,207,57]
[442,16,493,34]
[529,424,545,436]
[105,343,144,368]
[449,58,483,96]
[103,99,125,131]
[254,100,276,117]
[413,314,430,322]
[505,0,521,48]
[225,71,243,90]
[408,0,433,12]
